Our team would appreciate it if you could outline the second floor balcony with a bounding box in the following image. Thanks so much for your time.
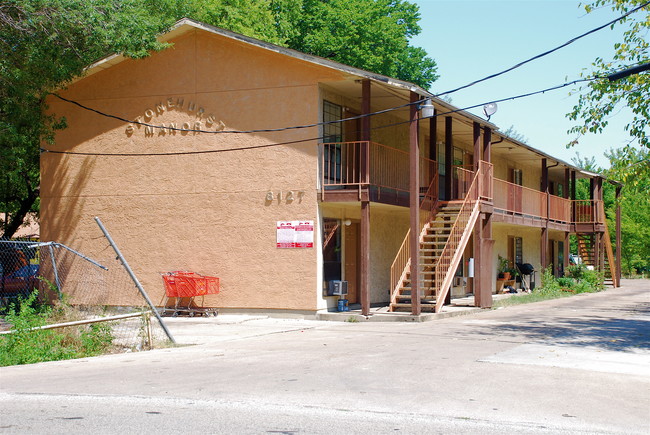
[319,141,436,206]
[318,141,606,229]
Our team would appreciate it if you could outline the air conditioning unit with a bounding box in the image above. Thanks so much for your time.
[327,280,348,296]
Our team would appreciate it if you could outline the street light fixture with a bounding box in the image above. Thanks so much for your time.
[419,98,435,118]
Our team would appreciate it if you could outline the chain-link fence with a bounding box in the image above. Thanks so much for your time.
[0,239,173,354]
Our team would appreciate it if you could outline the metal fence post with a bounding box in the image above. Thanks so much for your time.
[47,245,63,298]
[94,217,175,344]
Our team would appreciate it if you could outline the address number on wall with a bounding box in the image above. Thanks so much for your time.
[266,190,305,203]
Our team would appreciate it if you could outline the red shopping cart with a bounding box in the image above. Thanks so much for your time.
[161,271,220,317]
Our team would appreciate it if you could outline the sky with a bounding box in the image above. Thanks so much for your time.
[410,0,639,169]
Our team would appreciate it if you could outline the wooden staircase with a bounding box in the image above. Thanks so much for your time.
[390,202,462,312]
[389,162,490,313]
[576,232,618,287]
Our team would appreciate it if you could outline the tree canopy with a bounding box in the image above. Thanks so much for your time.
[568,0,650,150]
[572,147,650,276]
[0,0,168,239]
[285,0,438,87]
[0,0,437,238]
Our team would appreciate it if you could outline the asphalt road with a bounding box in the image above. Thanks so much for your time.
[1,280,648,434]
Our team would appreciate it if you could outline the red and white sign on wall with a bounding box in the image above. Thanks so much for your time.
[277,220,314,248]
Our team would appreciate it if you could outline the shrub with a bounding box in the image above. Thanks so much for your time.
[556,276,575,290]
[0,291,115,366]
[493,265,605,308]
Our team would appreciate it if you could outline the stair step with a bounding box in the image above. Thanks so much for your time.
[395,294,437,301]
[390,303,438,311]
[403,279,435,284]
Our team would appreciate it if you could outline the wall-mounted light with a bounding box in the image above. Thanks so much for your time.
[343,219,352,226]
[418,99,435,118]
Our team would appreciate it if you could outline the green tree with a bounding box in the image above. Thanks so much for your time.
[152,0,285,44]
[1,0,437,238]
[154,0,438,88]
[603,147,650,275]
[0,0,168,238]
[568,0,649,149]
[284,0,438,88]
[572,147,650,275]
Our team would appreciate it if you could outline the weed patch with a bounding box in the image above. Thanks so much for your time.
[0,291,115,366]
[493,265,605,308]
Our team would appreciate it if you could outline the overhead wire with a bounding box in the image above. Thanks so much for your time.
[41,1,650,158]
[41,76,603,157]
[433,0,650,97]
[46,1,650,138]
[49,92,419,135]
[47,1,650,138]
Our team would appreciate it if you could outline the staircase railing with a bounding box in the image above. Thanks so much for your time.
[433,164,484,313]
[599,207,619,287]
[389,171,439,306]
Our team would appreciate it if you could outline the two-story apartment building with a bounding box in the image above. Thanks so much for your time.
[41,19,620,315]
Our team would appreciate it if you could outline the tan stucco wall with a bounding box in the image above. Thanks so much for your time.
[42,29,349,310]
[492,152,543,190]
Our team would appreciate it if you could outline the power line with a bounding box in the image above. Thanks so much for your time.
[50,92,417,135]
[46,2,648,140]
[41,76,601,157]
[434,0,650,97]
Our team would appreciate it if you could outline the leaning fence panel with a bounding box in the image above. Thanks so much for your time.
[0,239,173,358]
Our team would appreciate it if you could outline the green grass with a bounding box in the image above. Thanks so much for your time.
[493,265,605,309]
[0,291,114,366]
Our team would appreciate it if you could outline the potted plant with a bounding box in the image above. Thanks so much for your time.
[497,255,510,280]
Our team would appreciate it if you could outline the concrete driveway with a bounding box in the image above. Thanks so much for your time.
[1,279,648,434]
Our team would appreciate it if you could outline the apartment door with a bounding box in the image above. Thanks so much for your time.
[344,222,361,304]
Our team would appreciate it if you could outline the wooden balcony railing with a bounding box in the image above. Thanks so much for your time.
[493,178,603,224]
[549,194,571,223]
[493,178,547,218]
[320,141,436,197]
[573,200,602,223]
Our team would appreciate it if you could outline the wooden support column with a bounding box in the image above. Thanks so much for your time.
[472,122,481,296]
[563,231,570,277]
[361,79,371,142]
[473,215,483,306]
[475,126,493,307]
[482,127,492,163]
[429,114,437,161]
[571,170,577,222]
[594,231,602,272]
[541,159,548,271]
[479,212,494,308]
[360,79,371,316]
[473,122,481,171]
[445,116,453,200]
[594,177,603,271]
[409,91,421,315]
[615,185,622,286]
[571,171,577,199]
[564,168,570,199]
[541,227,548,271]
[428,112,437,188]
